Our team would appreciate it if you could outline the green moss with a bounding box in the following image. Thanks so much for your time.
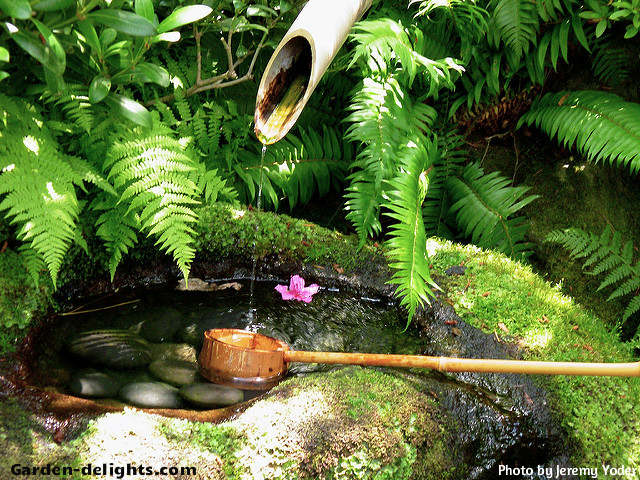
[481,143,640,328]
[0,398,80,474]
[158,421,247,478]
[195,204,383,273]
[428,238,640,472]
[223,366,464,480]
[0,249,52,354]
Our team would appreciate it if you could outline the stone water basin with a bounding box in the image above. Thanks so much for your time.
[33,280,421,410]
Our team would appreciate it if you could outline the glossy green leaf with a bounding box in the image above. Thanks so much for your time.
[77,20,101,54]
[0,71,8,81]
[12,32,47,65]
[88,10,157,37]
[32,19,66,75]
[100,28,117,48]
[279,0,293,14]
[571,15,591,52]
[0,46,8,63]
[152,31,180,43]
[0,0,32,20]
[135,62,170,87]
[157,5,213,33]
[135,0,155,22]
[32,0,74,12]
[247,5,277,17]
[89,75,111,103]
[106,93,152,129]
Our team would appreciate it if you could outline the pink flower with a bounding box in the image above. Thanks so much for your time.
[275,275,320,303]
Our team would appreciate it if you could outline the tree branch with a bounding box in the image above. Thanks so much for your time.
[146,26,270,106]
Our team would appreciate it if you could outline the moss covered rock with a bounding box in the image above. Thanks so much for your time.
[428,238,640,472]
[160,366,464,480]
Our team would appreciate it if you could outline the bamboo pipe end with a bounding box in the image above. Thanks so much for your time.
[254,32,314,145]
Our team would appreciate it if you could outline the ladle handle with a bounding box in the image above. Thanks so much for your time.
[283,351,640,377]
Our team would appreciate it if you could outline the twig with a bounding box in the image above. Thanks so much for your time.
[480,131,511,166]
[511,132,520,186]
[59,299,140,316]
[222,29,237,79]
[146,20,273,106]
[194,25,202,85]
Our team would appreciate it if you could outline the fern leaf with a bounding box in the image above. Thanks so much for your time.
[518,91,640,173]
[345,76,436,244]
[546,227,640,320]
[384,139,439,322]
[0,95,82,285]
[447,162,538,258]
[94,195,139,280]
[491,0,539,59]
[106,132,201,280]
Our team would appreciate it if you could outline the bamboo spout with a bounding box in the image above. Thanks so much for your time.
[254,0,372,144]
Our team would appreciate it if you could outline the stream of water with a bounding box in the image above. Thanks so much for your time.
[247,143,268,331]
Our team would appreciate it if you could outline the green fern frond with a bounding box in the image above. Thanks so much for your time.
[518,90,640,173]
[491,0,539,59]
[345,76,436,245]
[592,38,632,85]
[423,129,466,238]
[94,194,139,280]
[106,131,201,280]
[42,86,95,133]
[0,95,83,285]
[546,227,640,320]
[447,162,538,259]
[384,139,439,323]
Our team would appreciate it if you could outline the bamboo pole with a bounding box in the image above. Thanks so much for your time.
[254,0,373,144]
[285,351,640,377]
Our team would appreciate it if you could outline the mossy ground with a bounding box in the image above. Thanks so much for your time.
[428,238,640,476]
[0,368,462,480]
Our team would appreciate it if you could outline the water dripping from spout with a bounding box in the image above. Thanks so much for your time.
[247,143,267,331]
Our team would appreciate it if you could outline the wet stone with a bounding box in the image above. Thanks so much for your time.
[179,383,244,408]
[68,329,152,369]
[119,382,183,409]
[69,371,120,398]
[149,343,197,363]
[149,359,199,386]
[179,310,243,346]
[139,307,183,343]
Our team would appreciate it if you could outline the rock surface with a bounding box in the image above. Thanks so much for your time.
[149,359,199,386]
[139,307,182,343]
[119,382,182,409]
[149,343,197,363]
[179,383,244,408]
[68,330,152,369]
[69,371,119,398]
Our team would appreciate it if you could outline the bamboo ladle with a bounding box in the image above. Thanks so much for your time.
[198,328,640,390]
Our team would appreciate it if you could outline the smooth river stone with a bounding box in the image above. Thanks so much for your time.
[149,359,199,386]
[69,329,152,369]
[139,307,183,343]
[69,371,119,398]
[119,382,183,409]
[179,383,244,408]
[149,343,197,363]
[179,310,244,346]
